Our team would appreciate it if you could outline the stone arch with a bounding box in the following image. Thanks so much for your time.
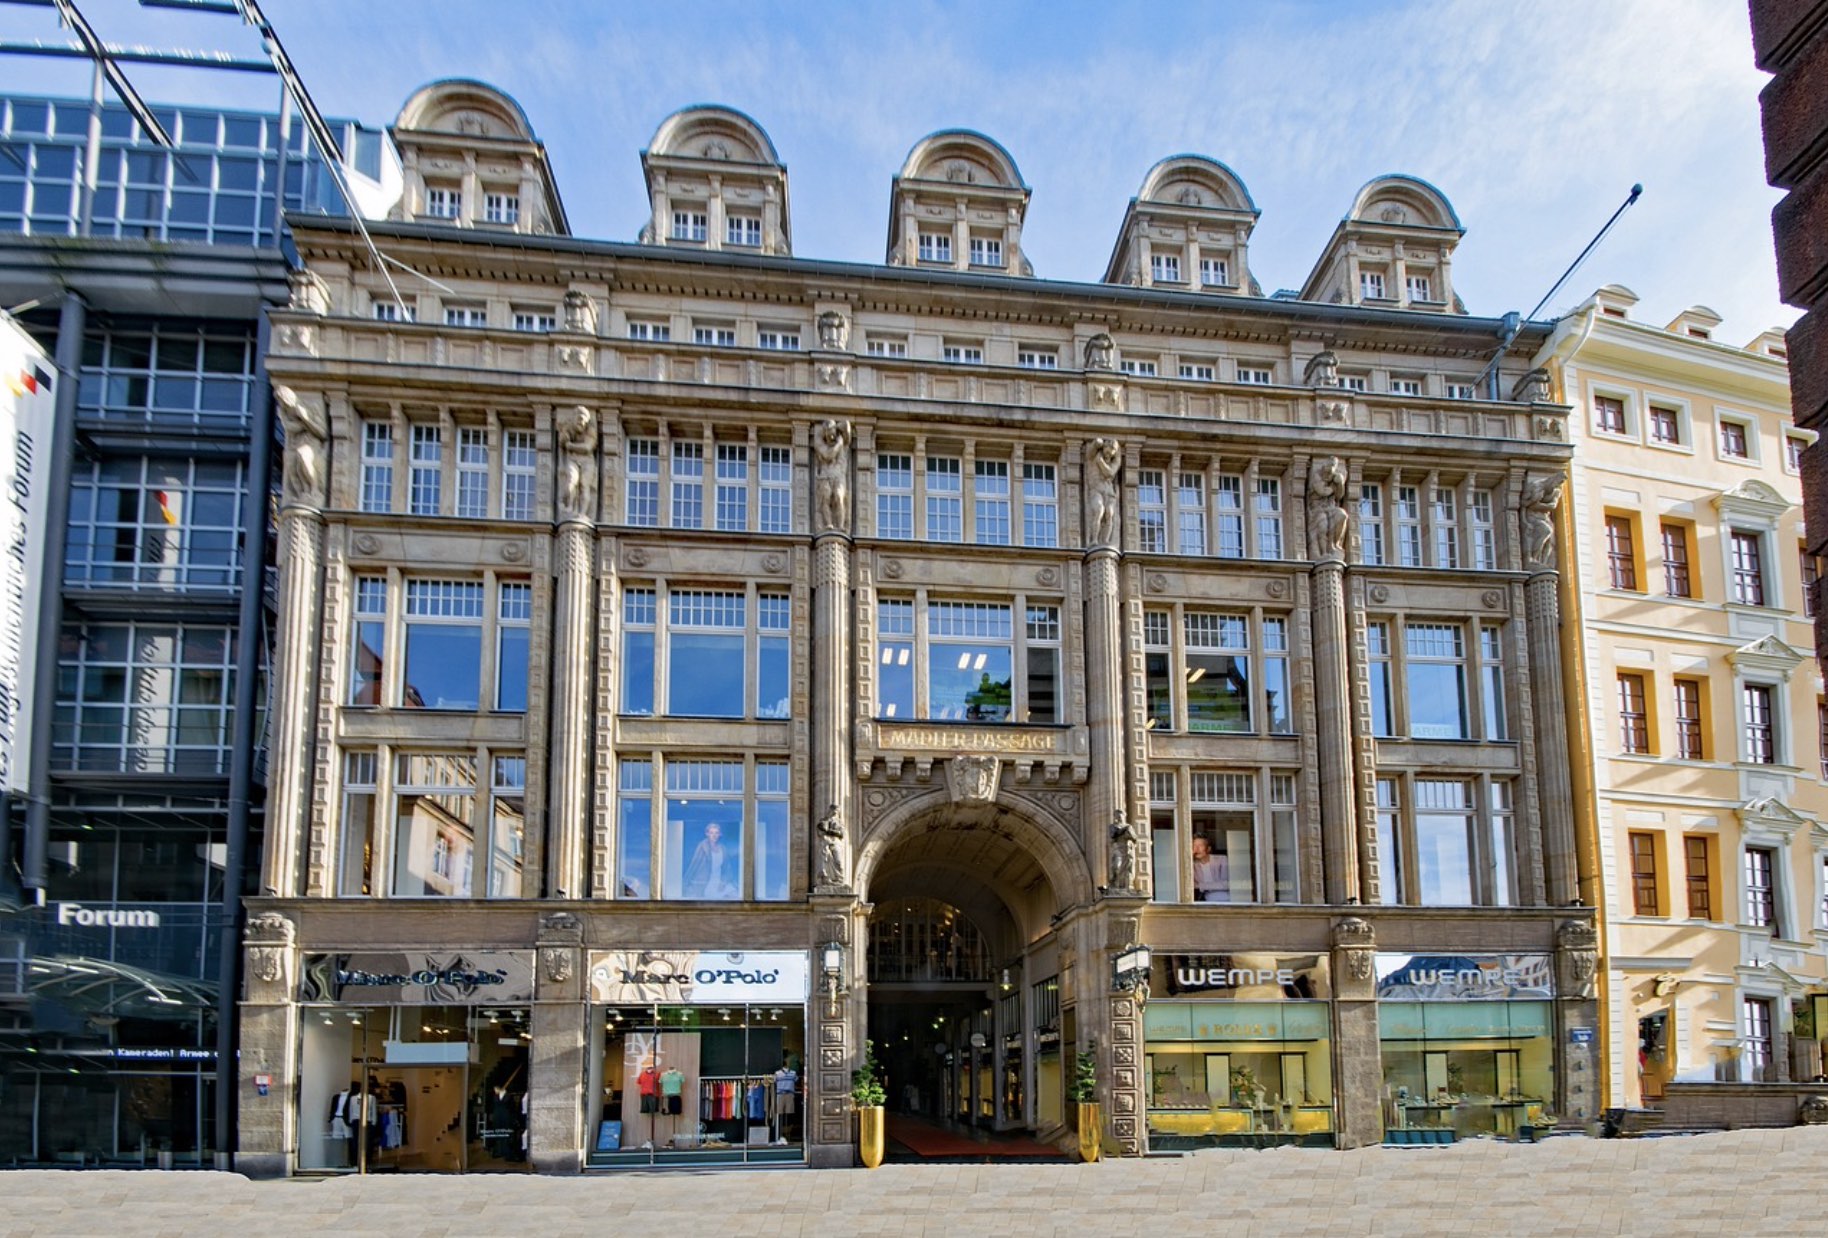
[1347,173,1463,231]
[898,129,1026,189]
[646,104,783,166]
[1136,153,1257,214]
[855,786,1094,945]
[394,78,538,141]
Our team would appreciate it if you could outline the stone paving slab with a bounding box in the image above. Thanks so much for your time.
[3,1127,1825,1237]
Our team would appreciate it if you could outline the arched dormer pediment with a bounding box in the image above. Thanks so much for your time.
[1103,154,1261,293]
[1714,479,1791,525]
[886,129,1033,275]
[1740,795,1811,841]
[1727,634,1807,679]
[1299,173,1466,312]
[389,78,567,236]
[639,104,792,255]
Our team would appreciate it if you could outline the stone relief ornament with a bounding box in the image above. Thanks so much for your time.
[1302,351,1340,388]
[1331,915,1375,948]
[812,420,852,533]
[1369,584,1390,603]
[249,947,286,985]
[557,343,593,371]
[946,754,1001,805]
[815,804,847,888]
[1521,473,1564,569]
[353,533,381,555]
[1511,367,1552,405]
[562,289,597,335]
[1082,333,1117,373]
[1318,400,1350,425]
[1345,950,1374,983]
[555,405,598,522]
[541,947,574,984]
[500,542,526,563]
[273,386,329,506]
[762,552,787,574]
[880,558,903,580]
[1107,810,1141,893]
[1535,414,1565,441]
[1088,380,1125,413]
[816,310,850,351]
[1086,437,1122,548]
[287,269,331,315]
[245,911,294,986]
[1307,456,1351,561]
[1481,590,1503,609]
[815,362,851,392]
[1265,580,1287,599]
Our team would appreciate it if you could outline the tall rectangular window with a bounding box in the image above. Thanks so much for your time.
[664,760,743,900]
[620,588,655,716]
[1684,834,1713,919]
[391,753,476,897]
[1137,470,1166,553]
[1661,522,1692,597]
[1819,699,1828,780]
[754,762,790,901]
[616,759,653,898]
[495,581,530,712]
[759,446,792,534]
[1375,778,1402,902]
[667,590,745,718]
[1744,997,1774,1080]
[1359,271,1386,300]
[409,424,442,515]
[671,441,704,528]
[877,454,913,540]
[1469,489,1495,570]
[1263,617,1292,734]
[1396,485,1422,567]
[1674,679,1704,760]
[1479,624,1506,740]
[487,757,527,897]
[1184,612,1251,733]
[974,460,1012,546]
[714,443,748,531]
[1022,463,1058,548]
[402,580,483,710]
[1413,779,1474,905]
[1606,515,1638,590]
[1629,831,1661,914]
[927,602,1013,722]
[1618,673,1649,754]
[455,427,489,519]
[1433,488,1459,568]
[625,438,659,526]
[1367,622,1394,737]
[1406,623,1468,739]
[927,457,962,542]
[756,593,790,719]
[349,577,386,706]
[1214,474,1244,558]
[502,429,536,520]
[1144,611,1173,731]
[877,599,914,719]
[1744,847,1777,929]
[1802,546,1820,618]
[1255,478,1283,559]
[360,421,393,513]
[1743,684,1776,764]
[1405,274,1432,302]
[1025,606,1061,724]
[1359,484,1385,565]
[338,752,378,896]
[1177,473,1207,555]
[1731,531,1765,605]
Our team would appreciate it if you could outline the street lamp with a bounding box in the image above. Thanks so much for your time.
[821,941,846,1018]
[1112,944,1152,996]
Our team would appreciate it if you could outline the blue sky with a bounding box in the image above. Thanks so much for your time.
[7,1,1793,341]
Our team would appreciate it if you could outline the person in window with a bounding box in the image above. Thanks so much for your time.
[1192,835,1230,902]
[684,821,737,899]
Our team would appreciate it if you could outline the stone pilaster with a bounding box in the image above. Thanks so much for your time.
[1555,917,1601,1124]
[1084,548,1127,877]
[1311,557,1358,904]
[1103,899,1147,1154]
[812,535,853,854]
[1527,570,1578,905]
[1330,916,1383,1149]
[236,911,298,1177]
[808,897,862,1168]
[530,911,586,1173]
[263,505,325,897]
[547,522,594,898]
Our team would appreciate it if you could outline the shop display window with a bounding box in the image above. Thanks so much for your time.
[588,1004,805,1166]
[1377,1001,1554,1137]
[1143,1001,1333,1148]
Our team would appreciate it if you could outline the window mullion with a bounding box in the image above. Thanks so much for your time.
[914,587,930,719]
[479,570,500,710]
[383,565,404,706]
[913,433,928,540]
[373,742,397,897]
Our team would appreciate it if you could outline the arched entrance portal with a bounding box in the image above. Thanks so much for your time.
[857,797,1090,1144]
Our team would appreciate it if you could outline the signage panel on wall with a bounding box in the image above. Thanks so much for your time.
[0,312,54,797]
[588,950,809,1004]
[1373,953,1554,1001]
[299,950,535,1004]
[1160,953,1332,1000]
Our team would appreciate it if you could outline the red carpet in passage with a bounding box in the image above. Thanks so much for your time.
[884,1114,1063,1159]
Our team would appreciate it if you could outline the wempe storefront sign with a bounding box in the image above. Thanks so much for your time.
[1374,953,1554,1001]
[1161,953,1331,1000]
[300,950,535,1005]
[589,950,809,1004]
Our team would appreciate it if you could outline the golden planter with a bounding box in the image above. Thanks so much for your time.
[858,1105,885,1169]
[1077,1101,1102,1162]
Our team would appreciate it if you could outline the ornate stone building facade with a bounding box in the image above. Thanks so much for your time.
[240,81,1597,1174]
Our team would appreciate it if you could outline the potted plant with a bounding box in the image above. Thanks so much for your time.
[852,1038,887,1168]
[1068,1040,1101,1162]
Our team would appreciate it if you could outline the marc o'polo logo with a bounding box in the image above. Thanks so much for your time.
[55,902,160,928]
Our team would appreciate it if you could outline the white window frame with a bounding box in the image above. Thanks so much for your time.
[483,192,519,225]
[1149,252,1182,283]
[671,208,708,242]
[626,319,672,342]
[1199,257,1229,288]
[726,214,762,247]
[917,232,952,263]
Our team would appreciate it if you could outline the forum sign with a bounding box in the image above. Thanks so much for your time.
[0,312,53,797]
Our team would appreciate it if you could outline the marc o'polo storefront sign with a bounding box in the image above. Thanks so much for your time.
[588,950,809,1004]
[300,950,535,1004]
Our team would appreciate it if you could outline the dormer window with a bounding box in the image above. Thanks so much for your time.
[726,214,762,247]
[1120,358,1158,377]
[1390,377,1423,397]
[444,304,487,328]
[1017,347,1058,370]
[1687,327,1711,340]
[425,186,461,219]
[693,323,737,347]
[671,209,708,242]
[941,341,984,364]
[757,327,800,351]
[627,319,671,341]
[483,193,519,225]
[1360,270,1387,300]
[1150,253,1183,283]
[917,232,952,263]
[1405,274,1432,302]
[969,235,1003,268]
[511,307,556,333]
[1199,257,1229,288]
[866,335,909,358]
[1237,365,1273,385]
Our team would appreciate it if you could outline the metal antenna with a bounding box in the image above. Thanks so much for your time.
[1526,183,1643,323]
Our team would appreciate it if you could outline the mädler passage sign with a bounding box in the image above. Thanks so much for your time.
[0,312,53,797]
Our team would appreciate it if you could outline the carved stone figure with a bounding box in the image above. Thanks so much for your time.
[1086,437,1122,547]
[815,804,846,887]
[1511,367,1552,404]
[1082,332,1117,373]
[816,310,850,351]
[1345,950,1374,983]
[1107,811,1140,893]
[1307,456,1351,560]
[555,405,598,522]
[1303,351,1340,388]
[1331,915,1375,949]
[812,419,852,533]
[562,289,597,335]
[287,269,331,315]
[273,385,328,506]
[541,947,574,984]
[1522,473,1564,569]
[946,754,1000,804]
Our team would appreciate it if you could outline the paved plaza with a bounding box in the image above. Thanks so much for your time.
[2,1127,1825,1237]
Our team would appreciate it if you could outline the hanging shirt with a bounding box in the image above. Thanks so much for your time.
[747,1084,767,1122]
